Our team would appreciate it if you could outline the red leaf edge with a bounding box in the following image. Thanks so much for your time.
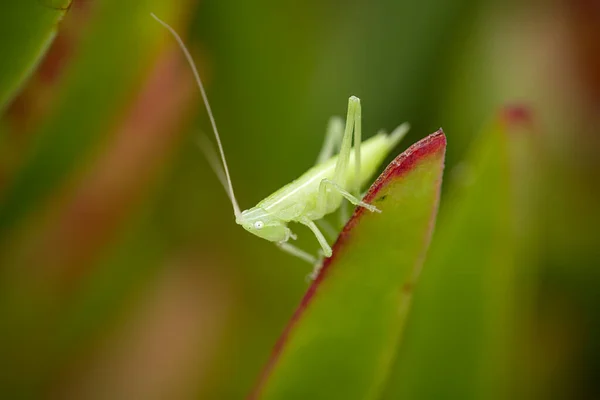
[249,129,447,399]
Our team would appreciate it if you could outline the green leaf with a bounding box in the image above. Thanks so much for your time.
[251,130,446,400]
[0,0,176,239]
[380,107,538,399]
[0,1,71,112]
[0,3,186,394]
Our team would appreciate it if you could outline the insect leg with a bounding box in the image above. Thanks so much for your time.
[300,218,333,257]
[352,96,362,197]
[316,96,358,215]
[316,219,338,242]
[339,99,362,225]
[315,115,348,221]
[316,97,370,222]
[276,242,317,264]
[320,179,381,213]
[315,116,344,165]
[307,252,325,281]
[331,96,359,187]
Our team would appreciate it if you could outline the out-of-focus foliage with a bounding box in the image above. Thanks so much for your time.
[381,110,538,400]
[0,0,71,112]
[0,0,598,399]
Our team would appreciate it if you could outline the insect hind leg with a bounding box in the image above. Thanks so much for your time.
[319,179,380,213]
[331,96,360,187]
[316,97,359,212]
[315,116,344,165]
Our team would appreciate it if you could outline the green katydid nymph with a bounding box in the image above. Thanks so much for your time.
[151,13,409,272]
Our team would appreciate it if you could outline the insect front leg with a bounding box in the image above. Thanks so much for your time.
[299,217,333,258]
[276,242,317,264]
[277,239,327,282]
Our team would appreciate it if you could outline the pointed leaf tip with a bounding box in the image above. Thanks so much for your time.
[251,130,446,400]
[327,128,446,269]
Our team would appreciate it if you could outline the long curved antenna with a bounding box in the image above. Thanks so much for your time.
[197,134,234,204]
[151,13,241,218]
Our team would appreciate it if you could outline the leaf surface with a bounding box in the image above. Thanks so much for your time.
[380,107,538,400]
[252,130,446,400]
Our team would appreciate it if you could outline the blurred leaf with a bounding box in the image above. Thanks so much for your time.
[252,131,446,400]
[380,107,538,399]
[0,2,190,395]
[0,1,70,112]
[0,0,177,240]
[48,48,194,359]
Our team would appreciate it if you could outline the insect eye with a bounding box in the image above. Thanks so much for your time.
[254,221,264,229]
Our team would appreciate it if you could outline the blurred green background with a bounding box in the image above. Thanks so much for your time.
[0,0,598,398]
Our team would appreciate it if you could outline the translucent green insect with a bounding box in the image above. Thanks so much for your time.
[152,13,409,270]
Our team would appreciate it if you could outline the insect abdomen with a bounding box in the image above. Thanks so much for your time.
[257,132,396,220]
